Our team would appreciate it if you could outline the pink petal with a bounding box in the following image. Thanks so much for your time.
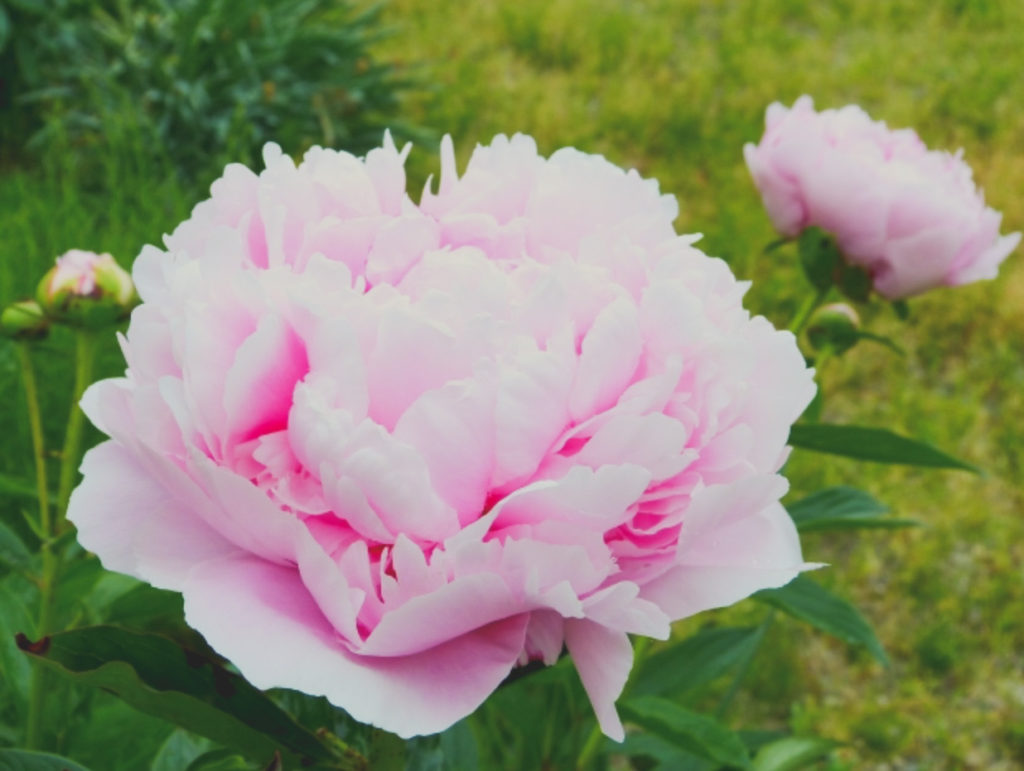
[183,556,529,737]
[68,442,238,590]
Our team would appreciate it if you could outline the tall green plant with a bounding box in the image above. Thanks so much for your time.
[8,0,418,181]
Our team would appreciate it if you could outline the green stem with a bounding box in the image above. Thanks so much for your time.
[15,344,51,537]
[55,330,98,529]
[575,636,653,770]
[813,346,834,376]
[788,288,828,337]
[17,343,54,750]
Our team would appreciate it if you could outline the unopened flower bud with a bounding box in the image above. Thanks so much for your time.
[1,300,50,341]
[806,303,860,355]
[37,250,137,328]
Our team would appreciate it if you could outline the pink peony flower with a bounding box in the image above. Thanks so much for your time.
[68,134,816,740]
[744,96,1020,299]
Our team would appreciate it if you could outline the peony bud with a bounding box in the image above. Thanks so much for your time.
[36,250,137,328]
[1,300,50,341]
[806,303,861,355]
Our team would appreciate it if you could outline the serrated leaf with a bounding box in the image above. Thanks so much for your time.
[620,696,750,769]
[0,749,90,771]
[787,486,918,533]
[752,736,838,770]
[754,576,887,664]
[631,626,765,698]
[16,626,358,770]
[789,424,978,472]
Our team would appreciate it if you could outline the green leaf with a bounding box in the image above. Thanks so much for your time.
[787,486,919,533]
[618,732,712,770]
[0,7,10,55]
[0,749,91,771]
[631,626,765,697]
[892,299,910,320]
[151,729,215,771]
[620,696,751,769]
[438,720,479,771]
[0,579,36,709]
[0,474,41,501]
[0,521,33,572]
[856,331,905,356]
[368,728,407,771]
[797,227,840,292]
[16,626,359,770]
[754,575,888,664]
[788,424,978,472]
[184,749,252,771]
[752,736,838,771]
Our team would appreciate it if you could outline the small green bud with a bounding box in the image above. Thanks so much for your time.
[1,300,50,341]
[806,303,861,355]
[37,250,137,328]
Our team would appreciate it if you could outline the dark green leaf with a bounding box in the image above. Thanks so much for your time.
[789,424,978,472]
[631,626,765,697]
[0,521,33,572]
[620,696,751,769]
[892,299,910,320]
[754,575,888,664]
[16,626,358,770]
[787,486,918,533]
[0,749,90,771]
[797,228,840,292]
[752,736,838,770]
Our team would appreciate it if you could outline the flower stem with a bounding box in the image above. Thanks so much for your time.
[575,636,653,770]
[55,330,98,529]
[17,342,54,750]
[789,288,828,337]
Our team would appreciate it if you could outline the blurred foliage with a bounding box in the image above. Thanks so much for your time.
[0,0,417,181]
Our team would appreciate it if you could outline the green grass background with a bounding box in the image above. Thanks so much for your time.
[1,0,1022,767]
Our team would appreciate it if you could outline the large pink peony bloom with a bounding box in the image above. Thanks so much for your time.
[69,134,815,740]
[745,96,1020,299]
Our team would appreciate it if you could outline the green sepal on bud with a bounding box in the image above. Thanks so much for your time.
[806,303,861,355]
[797,227,875,303]
[798,227,842,293]
[36,250,138,329]
[1,300,50,341]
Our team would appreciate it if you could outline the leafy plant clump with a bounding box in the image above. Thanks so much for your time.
[2,0,417,181]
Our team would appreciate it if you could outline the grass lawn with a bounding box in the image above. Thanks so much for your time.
[0,0,1021,767]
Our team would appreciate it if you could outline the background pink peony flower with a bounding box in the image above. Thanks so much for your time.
[744,96,1020,299]
[68,134,816,740]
